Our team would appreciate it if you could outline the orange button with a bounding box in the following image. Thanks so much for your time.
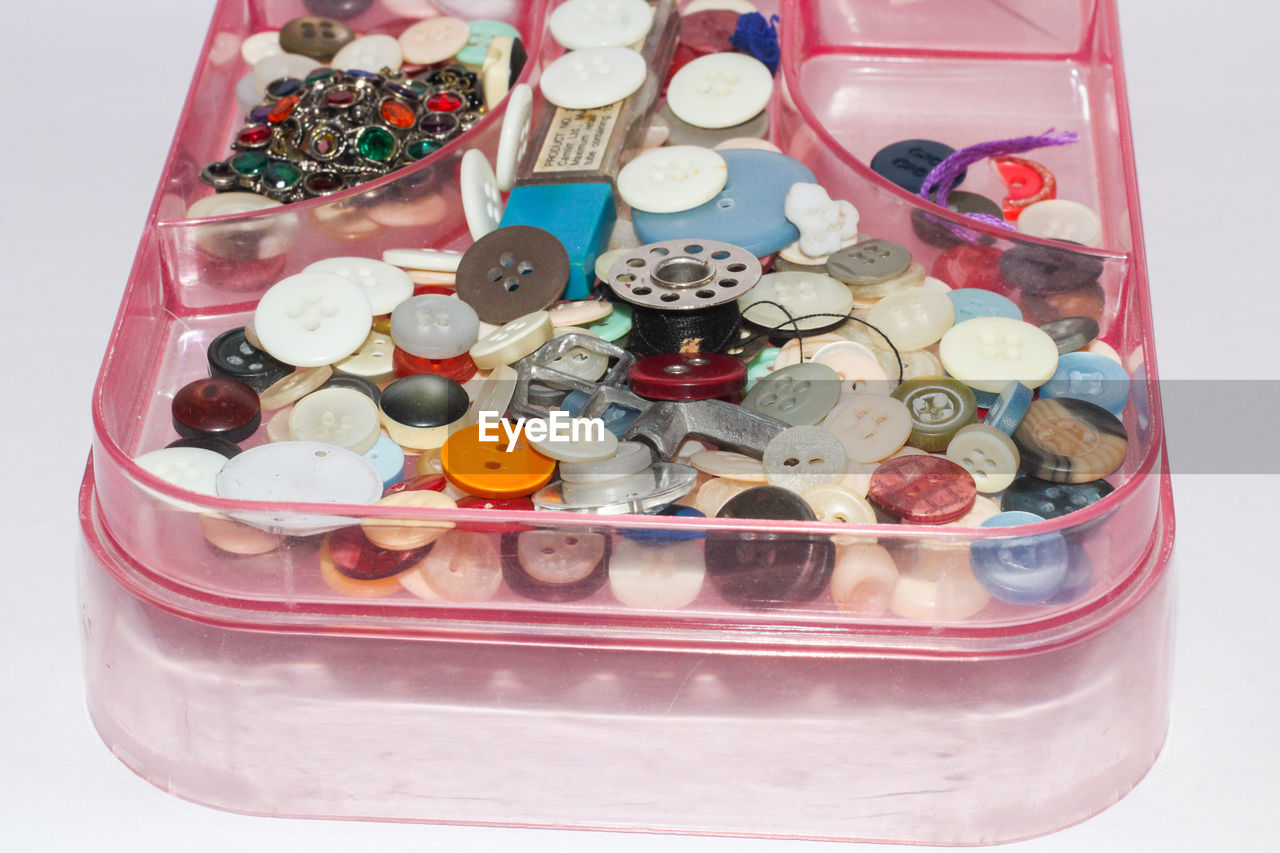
[441,423,555,498]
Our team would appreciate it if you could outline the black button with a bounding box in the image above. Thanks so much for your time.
[207,328,293,392]
[379,375,469,428]
[320,373,381,405]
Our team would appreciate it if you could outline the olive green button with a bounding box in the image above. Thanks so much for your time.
[279,16,354,61]
[890,377,977,452]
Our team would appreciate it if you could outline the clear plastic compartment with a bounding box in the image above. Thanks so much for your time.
[80,0,1174,843]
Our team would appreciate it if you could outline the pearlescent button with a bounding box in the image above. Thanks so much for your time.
[739,271,854,333]
[241,31,283,66]
[866,286,955,351]
[820,393,912,463]
[1017,199,1103,247]
[784,183,860,258]
[617,146,729,214]
[258,365,332,411]
[469,310,554,369]
[540,46,647,110]
[559,441,652,484]
[800,482,876,527]
[460,149,504,240]
[1039,351,1130,416]
[763,426,847,492]
[135,447,228,497]
[742,362,842,426]
[304,256,413,316]
[939,317,1060,394]
[830,543,899,616]
[495,83,532,192]
[251,52,323,95]
[826,238,911,286]
[812,341,891,395]
[549,0,655,49]
[945,423,1020,493]
[667,53,773,130]
[466,364,518,425]
[382,248,463,273]
[288,387,381,454]
[1013,397,1127,484]
[608,538,706,610]
[504,530,608,600]
[254,272,373,367]
[216,442,383,532]
[360,489,456,551]
[390,294,480,359]
[331,33,402,72]
[398,17,470,65]
[528,422,619,463]
[548,298,613,327]
[689,450,767,483]
[333,331,395,384]
[418,531,504,602]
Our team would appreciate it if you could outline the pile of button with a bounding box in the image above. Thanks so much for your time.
[200,0,526,203]
[137,0,1134,622]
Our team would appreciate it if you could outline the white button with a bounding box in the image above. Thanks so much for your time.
[398,16,471,65]
[714,137,782,154]
[898,348,943,380]
[811,340,892,395]
[331,33,403,72]
[548,299,613,326]
[186,191,282,220]
[241,31,283,66]
[460,149,504,240]
[415,531,504,602]
[820,393,912,464]
[889,550,991,622]
[517,531,606,584]
[266,407,294,442]
[1016,199,1103,247]
[540,46,647,110]
[666,53,773,130]
[333,331,395,383]
[469,310,554,369]
[466,364,518,425]
[254,273,374,368]
[594,247,632,282]
[251,52,322,95]
[528,422,619,462]
[921,275,952,293]
[866,286,956,351]
[361,489,457,551]
[771,332,847,369]
[945,494,1002,528]
[609,539,706,610]
[134,447,228,497]
[482,35,518,106]
[289,387,382,454]
[689,450,767,483]
[560,469,657,506]
[617,145,728,213]
[739,271,854,332]
[763,426,847,492]
[495,83,533,192]
[693,477,753,516]
[644,115,670,148]
[304,257,414,316]
[382,248,463,273]
[944,423,1020,493]
[784,183,859,259]
[258,365,333,411]
[549,0,656,49]
[215,442,384,534]
[390,294,480,359]
[830,543,899,616]
[939,317,1060,393]
[800,482,876,525]
[683,0,759,13]
[560,441,652,483]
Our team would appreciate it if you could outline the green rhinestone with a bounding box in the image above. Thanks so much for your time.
[407,80,429,97]
[229,150,268,176]
[356,126,397,163]
[405,138,439,160]
[260,159,302,190]
[305,67,338,84]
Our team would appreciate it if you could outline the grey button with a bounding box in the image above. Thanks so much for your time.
[826,238,912,286]
[279,16,355,62]
[303,0,372,19]
[1038,316,1100,355]
[456,226,571,325]
[742,363,842,426]
[658,101,770,148]
[389,294,480,360]
[771,254,830,273]
[762,426,847,492]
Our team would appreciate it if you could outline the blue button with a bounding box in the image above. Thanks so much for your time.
[870,139,963,195]
[983,381,1034,435]
[561,390,641,437]
[948,288,1022,324]
[970,511,1069,604]
[617,505,708,543]
[1042,540,1092,604]
[1039,352,1129,416]
[632,149,814,257]
[362,432,406,489]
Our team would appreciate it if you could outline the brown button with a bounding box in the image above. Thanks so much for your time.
[279,16,355,62]
[455,226,570,325]
[867,455,977,524]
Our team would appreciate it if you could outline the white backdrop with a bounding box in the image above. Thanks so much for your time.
[2,1,1276,850]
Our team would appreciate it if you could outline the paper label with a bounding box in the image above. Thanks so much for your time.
[531,103,624,175]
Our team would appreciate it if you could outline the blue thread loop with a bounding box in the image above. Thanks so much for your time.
[731,13,781,75]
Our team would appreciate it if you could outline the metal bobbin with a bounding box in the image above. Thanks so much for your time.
[606,239,761,311]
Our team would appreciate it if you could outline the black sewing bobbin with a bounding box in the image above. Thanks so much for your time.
[604,238,762,357]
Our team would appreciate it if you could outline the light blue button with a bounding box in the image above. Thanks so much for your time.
[948,288,1022,324]
[1039,352,1129,416]
[500,182,616,300]
[362,432,405,489]
[983,381,1034,435]
[561,390,641,437]
[744,346,780,389]
[632,149,815,257]
[584,301,632,342]
[455,20,520,67]
[971,511,1069,605]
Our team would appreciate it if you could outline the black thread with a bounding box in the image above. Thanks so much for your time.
[737,299,905,383]
[630,301,743,356]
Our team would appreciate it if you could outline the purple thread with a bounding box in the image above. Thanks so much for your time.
[731,13,781,75]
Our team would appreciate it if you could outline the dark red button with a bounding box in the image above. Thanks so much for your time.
[171,377,262,443]
[867,455,977,524]
[628,352,747,401]
[680,9,741,55]
[932,245,1012,298]
[383,473,447,495]
[327,526,432,581]
[392,347,478,383]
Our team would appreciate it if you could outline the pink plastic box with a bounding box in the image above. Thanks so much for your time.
[80,0,1174,844]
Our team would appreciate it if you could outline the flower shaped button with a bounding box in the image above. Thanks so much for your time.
[784,183,859,259]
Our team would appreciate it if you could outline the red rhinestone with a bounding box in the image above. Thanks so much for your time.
[426,91,464,113]
[267,95,298,123]
[380,98,416,128]
[325,88,357,107]
[236,123,272,146]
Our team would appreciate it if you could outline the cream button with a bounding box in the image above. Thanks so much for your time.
[609,539,706,610]
[361,489,456,551]
[288,387,382,454]
[666,52,773,130]
[830,543,899,616]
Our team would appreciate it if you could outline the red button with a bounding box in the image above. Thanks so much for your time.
[932,245,1014,298]
[392,348,478,383]
[171,377,261,443]
[326,525,432,581]
[383,473,448,495]
[628,353,747,402]
[867,455,977,524]
[992,156,1057,221]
